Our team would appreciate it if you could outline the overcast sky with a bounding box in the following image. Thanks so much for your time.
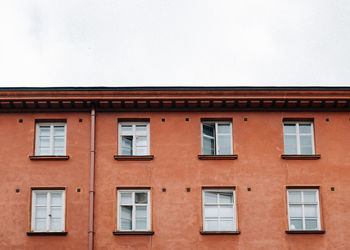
[0,0,349,87]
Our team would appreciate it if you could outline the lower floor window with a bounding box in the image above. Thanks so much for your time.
[287,189,321,230]
[202,189,236,231]
[31,189,65,232]
[117,189,151,231]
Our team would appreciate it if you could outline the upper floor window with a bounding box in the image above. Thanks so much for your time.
[202,122,232,155]
[118,122,150,156]
[283,122,314,155]
[287,189,321,231]
[31,189,65,232]
[35,123,66,156]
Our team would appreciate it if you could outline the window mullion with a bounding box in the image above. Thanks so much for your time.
[296,123,301,154]
[215,123,218,154]
[301,192,305,230]
[47,192,51,232]
[132,192,135,230]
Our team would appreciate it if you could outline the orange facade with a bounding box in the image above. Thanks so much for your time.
[1,87,350,250]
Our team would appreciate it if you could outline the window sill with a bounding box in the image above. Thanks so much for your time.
[114,155,154,161]
[27,232,68,236]
[29,156,70,160]
[281,154,321,160]
[198,155,238,160]
[200,231,240,235]
[285,230,325,234]
[113,231,154,235]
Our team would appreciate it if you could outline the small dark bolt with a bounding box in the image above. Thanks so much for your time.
[16,189,20,193]
[244,118,248,121]
[185,118,189,122]
[19,119,23,123]
[325,118,329,122]
[79,118,83,123]
[247,187,251,191]
[161,118,165,122]
[77,188,81,193]
[186,188,191,192]
[162,188,166,192]
[331,187,335,191]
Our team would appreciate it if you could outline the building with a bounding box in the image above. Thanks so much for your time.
[0,87,350,250]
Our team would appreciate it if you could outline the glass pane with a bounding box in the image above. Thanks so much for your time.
[35,207,46,218]
[204,206,219,217]
[304,205,317,217]
[300,135,312,146]
[135,147,147,155]
[121,206,132,220]
[220,205,234,217]
[299,124,311,134]
[54,126,65,136]
[136,219,147,230]
[121,136,132,155]
[136,206,147,217]
[135,193,148,204]
[121,125,132,133]
[121,219,132,230]
[300,145,313,155]
[39,126,50,136]
[36,193,47,206]
[284,124,296,134]
[289,205,302,217]
[51,193,62,206]
[205,220,218,231]
[54,148,65,155]
[204,192,217,203]
[203,137,215,155]
[54,137,65,149]
[220,220,234,231]
[290,219,303,230]
[303,191,317,202]
[284,135,297,154]
[135,136,147,147]
[219,192,233,203]
[203,124,215,137]
[217,135,231,155]
[288,191,301,202]
[217,124,230,134]
[51,207,62,218]
[35,219,46,231]
[120,193,132,204]
[39,147,50,155]
[305,219,318,230]
[40,137,50,148]
[50,219,62,231]
[136,125,147,134]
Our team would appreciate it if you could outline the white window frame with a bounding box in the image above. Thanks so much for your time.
[35,122,67,156]
[118,122,150,156]
[287,189,321,231]
[117,189,151,231]
[31,190,66,232]
[283,121,315,155]
[201,121,233,155]
[202,189,236,232]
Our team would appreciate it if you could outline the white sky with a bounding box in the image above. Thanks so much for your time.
[0,0,349,87]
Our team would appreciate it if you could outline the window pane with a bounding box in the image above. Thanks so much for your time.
[36,194,47,206]
[40,137,50,148]
[135,147,147,155]
[219,192,233,203]
[120,193,132,204]
[220,205,234,217]
[135,136,147,147]
[51,207,62,218]
[290,219,303,230]
[217,135,231,155]
[303,191,317,202]
[204,206,219,217]
[136,219,147,230]
[288,191,301,202]
[217,124,230,134]
[121,125,132,133]
[220,220,234,231]
[289,205,302,217]
[54,148,65,155]
[299,124,311,134]
[121,136,132,155]
[136,206,147,217]
[50,219,62,231]
[284,135,297,154]
[205,220,218,231]
[304,205,317,217]
[39,147,50,155]
[135,193,148,204]
[305,219,318,230]
[54,126,65,136]
[203,124,215,137]
[35,219,46,231]
[284,124,296,134]
[300,145,313,155]
[54,137,65,148]
[203,137,215,155]
[121,206,132,220]
[39,126,50,136]
[300,135,312,146]
[204,192,217,203]
[51,193,62,206]
[136,125,147,134]
[35,207,46,218]
[121,219,132,230]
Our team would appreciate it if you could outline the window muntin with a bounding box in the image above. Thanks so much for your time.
[118,123,150,156]
[117,190,151,231]
[31,190,65,232]
[202,189,236,232]
[283,122,314,155]
[287,189,321,231]
[35,123,66,156]
[202,122,232,155]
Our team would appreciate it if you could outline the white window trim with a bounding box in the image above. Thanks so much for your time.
[118,122,150,156]
[283,121,315,155]
[31,190,66,232]
[35,122,67,156]
[201,122,233,155]
[287,189,321,231]
[117,189,151,231]
[202,189,236,232]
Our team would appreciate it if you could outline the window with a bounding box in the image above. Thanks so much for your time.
[283,122,314,155]
[202,122,232,155]
[117,189,151,231]
[202,189,236,232]
[118,123,150,156]
[287,189,321,231]
[31,190,65,232]
[35,123,66,156]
